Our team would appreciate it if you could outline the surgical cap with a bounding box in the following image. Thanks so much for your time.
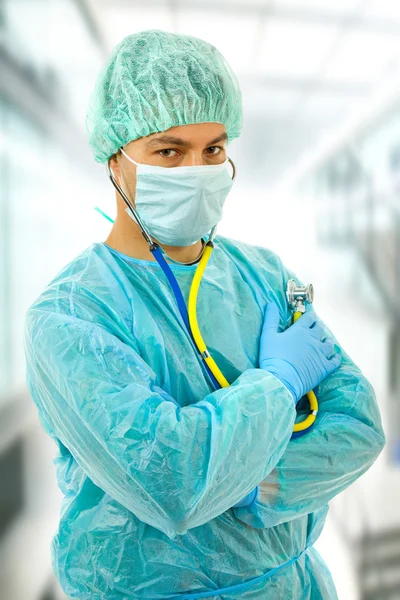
[85,29,243,163]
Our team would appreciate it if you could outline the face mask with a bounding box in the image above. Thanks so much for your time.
[120,148,235,247]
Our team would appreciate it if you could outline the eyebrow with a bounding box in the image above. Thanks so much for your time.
[145,132,228,148]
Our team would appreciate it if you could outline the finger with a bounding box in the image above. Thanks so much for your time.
[320,340,335,358]
[329,353,342,366]
[308,322,325,339]
[262,302,281,333]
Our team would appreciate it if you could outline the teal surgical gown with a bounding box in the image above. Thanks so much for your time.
[24,235,386,599]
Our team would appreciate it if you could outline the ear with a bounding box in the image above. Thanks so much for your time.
[109,151,122,185]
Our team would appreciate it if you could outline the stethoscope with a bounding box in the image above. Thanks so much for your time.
[101,153,318,438]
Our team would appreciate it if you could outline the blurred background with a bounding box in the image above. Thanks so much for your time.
[0,0,399,598]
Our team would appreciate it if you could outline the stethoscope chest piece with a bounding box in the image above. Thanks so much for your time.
[286,280,314,313]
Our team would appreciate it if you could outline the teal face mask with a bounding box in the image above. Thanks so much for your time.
[120,148,236,247]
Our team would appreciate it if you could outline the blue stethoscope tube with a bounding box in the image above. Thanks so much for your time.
[152,245,221,390]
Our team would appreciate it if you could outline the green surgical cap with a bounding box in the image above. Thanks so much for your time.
[86,29,243,163]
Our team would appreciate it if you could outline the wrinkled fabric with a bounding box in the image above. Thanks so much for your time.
[232,486,258,509]
[24,235,385,599]
[85,29,243,163]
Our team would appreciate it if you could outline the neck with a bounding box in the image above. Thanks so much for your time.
[104,212,204,264]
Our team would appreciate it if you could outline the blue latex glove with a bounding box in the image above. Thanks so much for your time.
[232,486,258,508]
[259,302,342,403]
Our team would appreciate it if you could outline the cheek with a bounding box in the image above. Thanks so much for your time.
[120,169,136,190]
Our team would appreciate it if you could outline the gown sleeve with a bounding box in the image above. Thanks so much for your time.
[233,256,386,529]
[24,281,297,539]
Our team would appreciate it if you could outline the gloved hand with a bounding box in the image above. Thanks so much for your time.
[232,486,258,508]
[259,302,342,403]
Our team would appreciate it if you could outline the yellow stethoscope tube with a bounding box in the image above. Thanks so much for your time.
[188,243,318,434]
[292,311,318,432]
[188,244,231,388]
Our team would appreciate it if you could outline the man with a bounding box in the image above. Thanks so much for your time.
[24,29,385,599]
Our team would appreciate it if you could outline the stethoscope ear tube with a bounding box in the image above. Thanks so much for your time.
[228,157,236,180]
[106,159,155,247]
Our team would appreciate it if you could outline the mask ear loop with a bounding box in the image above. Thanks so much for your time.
[120,147,139,165]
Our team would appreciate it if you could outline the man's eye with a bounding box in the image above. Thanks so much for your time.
[158,149,178,157]
[206,146,224,155]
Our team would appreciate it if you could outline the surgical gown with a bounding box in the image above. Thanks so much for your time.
[24,234,386,599]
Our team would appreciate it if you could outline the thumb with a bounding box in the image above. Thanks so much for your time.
[262,302,280,333]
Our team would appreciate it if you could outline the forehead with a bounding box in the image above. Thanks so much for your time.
[144,122,227,145]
